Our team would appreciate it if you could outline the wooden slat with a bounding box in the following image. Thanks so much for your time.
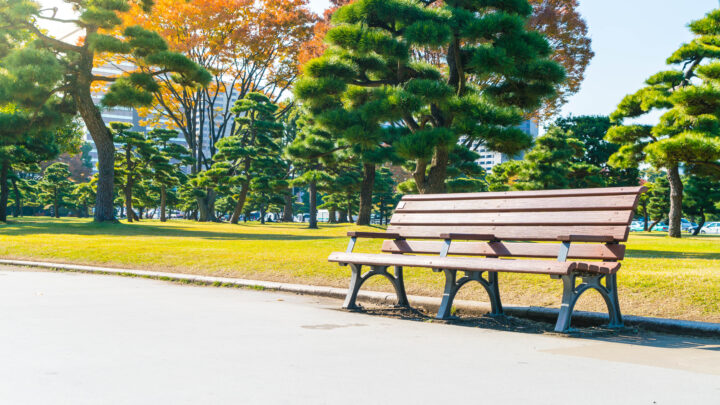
[386,225,630,242]
[381,240,626,261]
[396,194,639,213]
[400,186,646,201]
[389,210,634,226]
[328,252,620,275]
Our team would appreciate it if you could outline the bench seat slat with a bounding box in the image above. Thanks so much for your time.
[381,240,626,261]
[396,194,639,213]
[328,252,620,275]
[386,225,630,242]
[391,210,633,226]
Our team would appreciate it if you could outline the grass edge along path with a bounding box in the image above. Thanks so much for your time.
[0,217,718,322]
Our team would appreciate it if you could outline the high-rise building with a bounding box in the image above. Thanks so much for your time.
[475,119,539,172]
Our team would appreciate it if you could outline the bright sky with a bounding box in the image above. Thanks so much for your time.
[40,0,720,124]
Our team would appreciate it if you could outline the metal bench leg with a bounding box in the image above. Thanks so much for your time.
[554,273,624,333]
[343,264,410,310]
[437,270,504,319]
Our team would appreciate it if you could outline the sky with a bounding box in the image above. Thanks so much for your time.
[41,0,720,124]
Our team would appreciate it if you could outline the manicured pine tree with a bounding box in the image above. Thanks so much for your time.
[554,115,639,186]
[206,93,284,224]
[39,162,73,218]
[372,167,401,225]
[295,0,564,205]
[683,174,720,235]
[147,128,192,222]
[111,122,155,222]
[646,175,671,232]
[607,9,720,237]
[0,0,210,222]
[486,127,604,191]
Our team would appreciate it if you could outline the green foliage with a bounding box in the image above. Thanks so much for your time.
[296,0,564,193]
[38,162,74,216]
[486,126,605,191]
[646,175,671,223]
[683,174,720,231]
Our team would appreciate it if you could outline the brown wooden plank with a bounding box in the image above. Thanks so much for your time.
[389,210,634,226]
[347,231,402,239]
[396,194,639,213]
[400,186,646,201]
[386,225,630,242]
[328,252,620,275]
[380,240,626,260]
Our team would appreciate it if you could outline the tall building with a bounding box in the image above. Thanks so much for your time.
[475,119,539,172]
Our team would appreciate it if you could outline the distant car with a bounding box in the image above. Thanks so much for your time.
[700,222,720,234]
[630,221,645,232]
[651,222,669,232]
[681,218,698,233]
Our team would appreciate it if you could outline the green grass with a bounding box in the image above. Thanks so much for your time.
[1,217,718,322]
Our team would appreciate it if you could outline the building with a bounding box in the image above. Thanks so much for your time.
[475,119,539,172]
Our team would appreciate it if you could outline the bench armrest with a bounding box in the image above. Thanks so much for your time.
[557,235,617,243]
[347,231,404,239]
[439,233,499,241]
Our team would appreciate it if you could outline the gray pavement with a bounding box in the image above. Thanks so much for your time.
[0,267,719,404]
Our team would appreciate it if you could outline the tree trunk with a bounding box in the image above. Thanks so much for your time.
[283,193,293,222]
[357,162,375,225]
[75,78,115,222]
[230,181,250,224]
[160,186,167,222]
[11,178,21,217]
[338,209,348,223]
[0,161,8,222]
[308,180,318,229]
[648,219,661,232]
[260,207,266,224]
[124,181,134,223]
[197,189,216,222]
[329,209,337,224]
[53,192,59,218]
[693,211,705,236]
[424,145,450,194]
[667,166,683,238]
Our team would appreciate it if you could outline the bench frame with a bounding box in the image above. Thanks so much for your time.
[340,232,624,333]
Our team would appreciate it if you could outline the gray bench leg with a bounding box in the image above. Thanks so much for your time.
[555,273,623,333]
[343,264,410,310]
[437,270,503,320]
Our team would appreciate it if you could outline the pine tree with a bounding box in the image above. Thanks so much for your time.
[39,163,74,218]
[683,174,720,235]
[147,128,191,222]
[487,127,604,191]
[0,0,210,222]
[607,9,720,237]
[646,175,671,232]
[111,122,155,222]
[296,0,564,201]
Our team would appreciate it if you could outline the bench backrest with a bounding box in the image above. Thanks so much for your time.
[382,186,646,262]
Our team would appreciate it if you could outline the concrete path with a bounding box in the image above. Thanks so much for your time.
[0,268,718,405]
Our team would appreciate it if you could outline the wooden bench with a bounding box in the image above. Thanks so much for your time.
[328,186,646,332]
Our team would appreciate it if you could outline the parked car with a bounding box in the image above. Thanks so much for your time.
[681,218,698,233]
[700,222,720,234]
[630,221,645,232]
[651,222,669,232]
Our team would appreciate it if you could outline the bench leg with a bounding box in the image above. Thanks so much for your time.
[342,264,410,310]
[554,273,623,333]
[437,270,504,320]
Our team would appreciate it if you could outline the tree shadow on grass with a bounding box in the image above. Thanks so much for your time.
[0,218,339,241]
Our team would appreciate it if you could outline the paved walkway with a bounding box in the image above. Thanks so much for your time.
[0,267,718,404]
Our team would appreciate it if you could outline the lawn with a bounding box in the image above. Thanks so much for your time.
[1,217,718,322]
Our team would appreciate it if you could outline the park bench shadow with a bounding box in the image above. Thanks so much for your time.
[353,306,720,350]
[0,220,337,241]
